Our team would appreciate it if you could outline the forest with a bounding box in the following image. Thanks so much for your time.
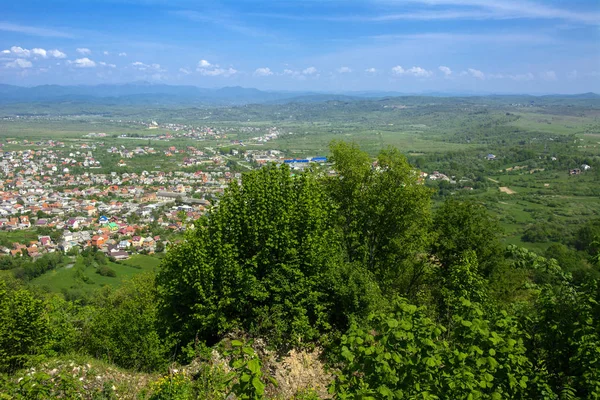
[1,141,599,399]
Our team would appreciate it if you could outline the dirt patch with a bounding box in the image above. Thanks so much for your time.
[499,187,516,195]
[487,177,500,184]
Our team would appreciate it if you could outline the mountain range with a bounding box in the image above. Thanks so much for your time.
[0,82,598,106]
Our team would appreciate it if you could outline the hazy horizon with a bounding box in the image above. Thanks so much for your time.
[1,0,599,94]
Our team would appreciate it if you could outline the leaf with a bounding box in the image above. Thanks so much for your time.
[252,377,265,394]
[231,340,243,347]
[247,358,261,375]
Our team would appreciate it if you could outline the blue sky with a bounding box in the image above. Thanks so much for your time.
[0,0,599,93]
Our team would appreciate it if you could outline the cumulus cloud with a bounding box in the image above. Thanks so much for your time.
[406,66,433,77]
[1,46,66,59]
[302,66,318,75]
[392,65,432,77]
[98,61,116,68]
[31,48,47,58]
[391,65,405,75]
[48,49,66,58]
[439,66,452,76]
[365,67,377,74]
[103,51,109,55]
[118,52,127,57]
[6,46,31,57]
[196,59,237,77]
[5,58,32,68]
[179,68,191,75]
[131,61,164,72]
[76,48,91,55]
[70,57,96,68]
[540,70,557,81]
[467,68,485,79]
[337,66,352,73]
[254,67,273,76]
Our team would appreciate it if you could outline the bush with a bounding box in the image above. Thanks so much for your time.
[0,280,48,373]
[85,274,172,371]
[157,165,379,350]
[96,266,116,277]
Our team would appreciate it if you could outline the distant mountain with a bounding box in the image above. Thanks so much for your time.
[0,83,312,106]
[0,83,597,106]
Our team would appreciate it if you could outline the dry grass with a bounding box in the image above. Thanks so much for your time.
[499,186,516,195]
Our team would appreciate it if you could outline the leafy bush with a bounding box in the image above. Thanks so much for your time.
[0,280,48,373]
[149,373,193,400]
[85,274,172,371]
[96,265,116,277]
[157,164,379,349]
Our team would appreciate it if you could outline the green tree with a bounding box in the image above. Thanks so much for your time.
[0,279,48,373]
[431,198,503,275]
[157,164,378,350]
[85,274,171,371]
[326,141,433,297]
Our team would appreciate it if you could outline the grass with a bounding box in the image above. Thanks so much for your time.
[0,230,41,247]
[30,254,161,294]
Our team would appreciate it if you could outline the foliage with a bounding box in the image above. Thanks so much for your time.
[157,163,378,349]
[85,274,172,371]
[332,254,534,399]
[0,279,48,373]
[96,265,116,277]
[222,339,273,400]
[431,199,503,275]
[148,373,193,400]
[326,141,433,296]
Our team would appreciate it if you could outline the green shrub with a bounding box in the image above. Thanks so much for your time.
[0,280,48,373]
[96,265,116,277]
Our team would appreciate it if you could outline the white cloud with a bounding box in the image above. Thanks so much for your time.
[2,46,65,59]
[467,68,485,79]
[118,52,127,57]
[131,61,164,72]
[179,68,191,75]
[302,66,318,75]
[540,70,557,81]
[70,57,96,68]
[337,66,352,73]
[48,49,66,58]
[8,46,31,57]
[5,58,32,69]
[32,48,47,58]
[406,66,433,77]
[391,65,405,75]
[199,67,237,77]
[98,61,116,68]
[196,59,236,77]
[103,51,109,56]
[439,66,452,76]
[283,69,296,75]
[567,70,578,80]
[365,67,377,73]
[76,48,91,55]
[392,65,432,77]
[254,67,273,76]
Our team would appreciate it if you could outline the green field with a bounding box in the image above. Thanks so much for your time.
[30,254,161,294]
